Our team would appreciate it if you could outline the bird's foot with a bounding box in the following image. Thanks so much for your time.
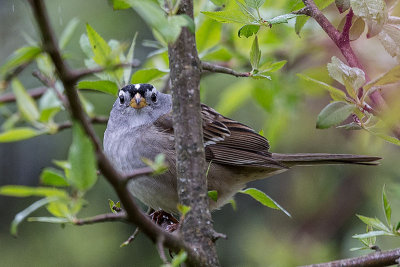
[149,210,179,233]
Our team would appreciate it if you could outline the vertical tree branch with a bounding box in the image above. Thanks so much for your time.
[168,1,220,266]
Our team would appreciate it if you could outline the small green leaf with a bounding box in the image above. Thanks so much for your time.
[86,24,111,65]
[77,80,119,96]
[46,200,72,218]
[0,46,41,77]
[238,24,260,38]
[297,73,347,101]
[260,60,287,73]
[0,185,67,198]
[123,33,138,86]
[108,199,116,214]
[11,197,57,236]
[382,185,392,227]
[295,16,309,36]
[67,122,97,191]
[251,73,271,80]
[27,217,70,223]
[12,79,40,122]
[266,13,300,25]
[350,0,387,38]
[40,168,69,187]
[112,0,131,10]
[364,65,400,92]
[356,214,391,232]
[316,101,355,129]
[130,68,168,84]
[177,204,191,216]
[0,127,42,142]
[59,18,80,50]
[202,1,255,24]
[38,89,63,123]
[142,153,168,174]
[366,130,400,146]
[250,36,261,70]
[352,230,393,239]
[208,190,218,202]
[161,250,187,267]
[239,188,291,217]
[245,0,265,9]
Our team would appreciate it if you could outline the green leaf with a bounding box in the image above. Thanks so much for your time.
[161,250,187,267]
[0,46,41,77]
[208,190,218,202]
[295,16,309,36]
[0,127,42,142]
[77,80,119,96]
[316,101,356,129]
[59,18,80,50]
[86,24,111,65]
[260,60,287,73]
[364,65,400,92]
[251,73,271,80]
[366,130,400,146]
[130,68,168,84]
[238,24,260,38]
[357,214,391,232]
[335,0,350,13]
[245,0,265,9]
[27,217,70,223]
[352,230,393,239]
[46,200,72,218]
[215,80,252,116]
[36,54,55,79]
[11,197,57,236]
[350,0,388,38]
[266,13,300,25]
[112,0,131,10]
[297,73,347,101]
[239,188,291,217]
[109,199,117,214]
[40,168,69,187]
[327,56,365,99]
[142,153,168,174]
[0,185,67,198]
[12,79,40,122]
[382,185,392,227]
[196,18,222,52]
[250,36,261,70]
[123,33,138,86]
[38,89,63,123]
[202,1,256,24]
[67,122,97,191]
[377,25,400,62]
[177,204,191,216]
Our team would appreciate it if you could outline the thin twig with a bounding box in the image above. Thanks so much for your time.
[201,62,250,77]
[56,116,109,131]
[120,227,141,247]
[302,247,400,267]
[73,212,127,225]
[32,70,68,106]
[0,86,48,103]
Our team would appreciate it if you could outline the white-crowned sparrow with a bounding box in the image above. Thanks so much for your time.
[104,84,380,213]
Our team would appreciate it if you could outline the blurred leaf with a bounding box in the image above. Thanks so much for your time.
[382,185,392,227]
[239,188,291,217]
[251,73,271,80]
[109,199,118,214]
[112,0,131,10]
[238,24,260,38]
[350,18,366,41]
[0,185,67,198]
[27,217,70,223]
[131,68,168,84]
[79,92,95,117]
[210,0,227,6]
[77,80,119,96]
[59,18,80,50]
[11,197,57,236]
[316,101,355,129]
[67,122,97,191]
[377,24,400,62]
[86,24,111,65]
[208,190,218,202]
[350,0,388,38]
[197,18,222,52]
[353,230,393,238]
[245,0,265,8]
[12,79,40,122]
[336,121,363,130]
[266,14,300,25]
[46,200,72,218]
[0,46,41,77]
[357,214,391,231]
[79,34,94,58]
[215,80,252,116]
[177,204,191,216]
[327,56,365,99]
[0,127,42,142]
[364,65,400,91]
[260,60,287,72]
[38,89,63,123]
[252,86,274,112]
[142,153,168,174]
[250,36,261,70]
[295,15,309,35]
[229,198,237,211]
[350,246,370,251]
[52,160,71,179]
[297,73,347,101]
[40,168,69,187]
[36,54,55,79]
[202,1,256,24]
[366,129,400,146]
[201,46,233,61]
[161,250,187,267]
[123,33,138,86]
[335,0,350,12]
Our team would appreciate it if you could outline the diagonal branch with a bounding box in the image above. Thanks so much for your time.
[27,0,199,263]
[201,62,250,77]
[73,212,127,225]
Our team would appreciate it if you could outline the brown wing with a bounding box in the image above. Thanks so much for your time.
[153,104,285,169]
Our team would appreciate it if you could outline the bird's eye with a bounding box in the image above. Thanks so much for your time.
[151,93,157,102]
[119,94,125,104]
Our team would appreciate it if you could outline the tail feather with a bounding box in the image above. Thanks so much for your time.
[271,153,381,167]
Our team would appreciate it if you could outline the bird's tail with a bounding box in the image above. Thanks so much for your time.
[271,153,381,167]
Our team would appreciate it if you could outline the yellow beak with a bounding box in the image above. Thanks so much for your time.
[130,92,147,109]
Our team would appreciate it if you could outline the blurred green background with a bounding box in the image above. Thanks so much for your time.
[1,0,400,266]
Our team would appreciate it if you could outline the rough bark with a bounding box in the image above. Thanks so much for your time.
[167,0,220,266]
